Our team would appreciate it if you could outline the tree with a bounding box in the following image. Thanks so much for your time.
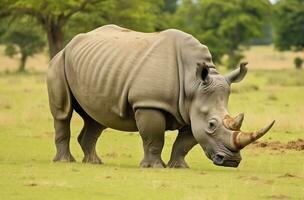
[155,0,178,30]
[1,0,107,58]
[1,0,163,58]
[273,0,304,50]
[0,17,45,72]
[63,0,163,45]
[274,0,304,70]
[63,0,163,46]
[162,0,177,13]
[173,0,270,68]
[105,0,162,32]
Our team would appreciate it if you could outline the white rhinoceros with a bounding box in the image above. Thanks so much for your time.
[47,25,274,168]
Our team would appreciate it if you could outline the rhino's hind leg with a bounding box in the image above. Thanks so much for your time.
[168,127,197,168]
[74,99,105,164]
[77,118,105,164]
[53,118,76,162]
[47,50,75,163]
[135,109,166,168]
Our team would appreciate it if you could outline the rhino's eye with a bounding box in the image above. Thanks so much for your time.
[206,119,218,134]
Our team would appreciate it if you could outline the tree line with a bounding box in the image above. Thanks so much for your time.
[0,0,303,72]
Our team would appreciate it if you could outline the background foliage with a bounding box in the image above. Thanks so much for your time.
[1,0,303,71]
[273,0,304,51]
[172,0,271,68]
[0,17,45,72]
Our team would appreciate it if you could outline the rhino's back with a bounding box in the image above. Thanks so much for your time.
[64,25,185,131]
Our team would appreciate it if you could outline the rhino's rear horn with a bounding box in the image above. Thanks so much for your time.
[223,113,244,131]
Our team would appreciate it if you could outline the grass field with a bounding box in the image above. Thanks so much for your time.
[0,46,303,199]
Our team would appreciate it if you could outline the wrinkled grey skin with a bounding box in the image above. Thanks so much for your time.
[47,25,273,168]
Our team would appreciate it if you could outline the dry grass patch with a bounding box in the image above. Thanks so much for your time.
[242,45,303,70]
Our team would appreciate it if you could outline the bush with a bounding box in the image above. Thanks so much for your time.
[227,52,244,69]
[294,57,303,69]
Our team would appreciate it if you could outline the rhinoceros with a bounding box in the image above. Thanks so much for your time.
[47,24,274,168]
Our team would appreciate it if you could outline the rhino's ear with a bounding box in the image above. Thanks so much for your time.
[225,62,248,84]
[196,62,210,84]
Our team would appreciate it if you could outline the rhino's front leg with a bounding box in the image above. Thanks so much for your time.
[168,127,198,168]
[135,109,166,168]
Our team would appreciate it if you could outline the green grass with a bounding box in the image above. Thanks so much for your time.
[0,70,303,200]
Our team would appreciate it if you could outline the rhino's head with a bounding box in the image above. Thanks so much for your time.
[189,62,275,168]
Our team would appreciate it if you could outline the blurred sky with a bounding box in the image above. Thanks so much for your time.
[269,0,278,4]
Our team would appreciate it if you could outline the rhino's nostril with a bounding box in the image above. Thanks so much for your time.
[213,154,225,164]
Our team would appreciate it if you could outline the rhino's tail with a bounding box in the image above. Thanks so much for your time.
[47,49,73,120]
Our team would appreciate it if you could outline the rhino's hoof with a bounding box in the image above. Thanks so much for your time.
[140,159,166,168]
[167,159,190,168]
[82,155,103,164]
[53,153,76,163]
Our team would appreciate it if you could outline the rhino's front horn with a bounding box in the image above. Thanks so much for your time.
[232,120,275,149]
[223,113,244,131]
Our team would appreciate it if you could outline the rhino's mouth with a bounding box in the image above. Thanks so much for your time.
[212,152,241,168]
[201,145,241,168]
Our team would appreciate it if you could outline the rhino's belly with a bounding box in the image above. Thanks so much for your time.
[83,105,138,132]
[65,61,138,131]
[72,91,138,131]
